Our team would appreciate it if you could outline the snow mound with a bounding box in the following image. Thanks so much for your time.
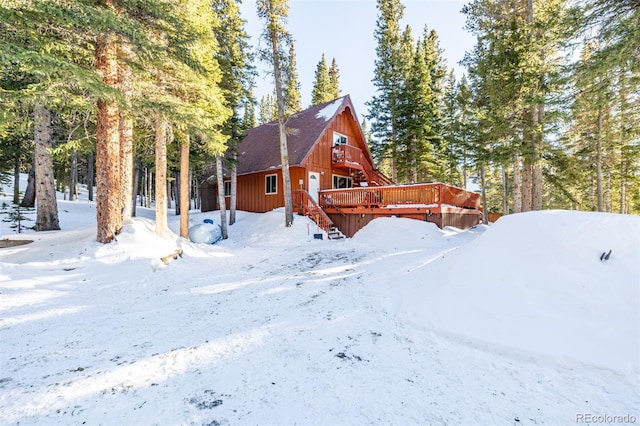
[399,210,640,373]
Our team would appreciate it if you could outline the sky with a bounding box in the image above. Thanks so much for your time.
[239,0,475,122]
[1,176,638,424]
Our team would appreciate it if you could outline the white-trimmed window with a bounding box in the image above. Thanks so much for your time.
[333,131,348,146]
[224,181,231,197]
[265,174,277,194]
[333,175,352,189]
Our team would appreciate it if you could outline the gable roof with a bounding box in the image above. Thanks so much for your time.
[237,95,365,175]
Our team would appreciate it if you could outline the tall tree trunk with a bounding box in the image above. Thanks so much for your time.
[596,108,603,212]
[229,154,237,226]
[462,148,468,189]
[132,157,141,217]
[147,170,153,208]
[20,166,35,207]
[216,154,228,239]
[619,159,627,214]
[501,165,508,215]
[13,139,20,204]
[118,40,134,222]
[605,169,611,212]
[532,104,544,210]
[265,2,294,227]
[175,172,181,215]
[33,105,60,231]
[179,136,190,239]
[87,150,94,202]
[154,115,169,237]
[513,154,522,213]
[95,33,122,243]
[479,164,488,225]
[69,149,78,201]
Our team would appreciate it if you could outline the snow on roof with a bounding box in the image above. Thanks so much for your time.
[315,98,343,121]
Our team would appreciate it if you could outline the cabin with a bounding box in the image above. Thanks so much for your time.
[202,95,481,238]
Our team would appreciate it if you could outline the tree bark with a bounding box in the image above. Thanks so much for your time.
[13,139,20,204]
[216,154,228,239]
[229,154,237,226]
[118,40,134,222]
[512,154,522,213]
[479,164,488,225]
[501,165,508,215]
[154,115,169,237]
[132,157,140,217]
[179,136,190,239]
[596,108,603,212]
[96,33,122,243]
[20,166,35,207]
[33,105,60,231]
[87,150,94,202]
[69,149,78,201]
[532,104,544,210]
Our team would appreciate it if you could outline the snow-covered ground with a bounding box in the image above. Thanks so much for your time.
[1,178,639,425]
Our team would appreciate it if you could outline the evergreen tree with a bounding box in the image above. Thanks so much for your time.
[212,0,255,230]
[310,54,333,106]
[285,42,302,116]
[244,88,257,128]
[367,0,406,182]
[328,57,341,99]
[258,94,277,124]
[462,0,569,213]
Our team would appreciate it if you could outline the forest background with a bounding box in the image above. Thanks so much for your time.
[1,0,638,243]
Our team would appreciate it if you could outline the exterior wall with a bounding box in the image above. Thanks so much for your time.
[233,166,306,213]
[303,107,369,190]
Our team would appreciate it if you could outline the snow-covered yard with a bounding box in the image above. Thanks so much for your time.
[1,182,638,425]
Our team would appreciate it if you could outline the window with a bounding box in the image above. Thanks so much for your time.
[333,175,352,189]
[224,181,231,197]
[265,174,277,194]
[333,131,348,146]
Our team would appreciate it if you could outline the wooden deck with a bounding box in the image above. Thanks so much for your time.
[295,183,482,238]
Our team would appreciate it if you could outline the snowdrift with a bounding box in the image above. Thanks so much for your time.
[399,210,640,373]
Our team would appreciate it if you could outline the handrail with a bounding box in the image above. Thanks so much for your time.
[332,145,394,186]
[293,189,334,232]
[319,182,480,210]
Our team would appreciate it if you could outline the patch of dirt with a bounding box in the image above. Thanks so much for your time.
[0,239,33,248]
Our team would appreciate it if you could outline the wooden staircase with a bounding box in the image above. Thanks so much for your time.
[293,190,345,240]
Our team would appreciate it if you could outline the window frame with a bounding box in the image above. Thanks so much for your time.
[265,174,278,195]
[223,181,231,197]
[332,131,348,146]
[332,174,352,189]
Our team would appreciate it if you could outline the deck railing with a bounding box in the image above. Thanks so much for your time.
[293,189,334,232]
[319,183,480,210]
[332,145,394,186]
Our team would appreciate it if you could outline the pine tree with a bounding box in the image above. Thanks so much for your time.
[367,0,406,182]
[328,57,341,99]
[259,94,277,124]
[285,42,302,116]
[257,0,295,227]
[212,0,255,230]
[310,54,332,106]
[462,0,569,213]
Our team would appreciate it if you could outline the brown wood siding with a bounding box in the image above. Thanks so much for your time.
[302,108,367,191]
[235,166,307,213]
